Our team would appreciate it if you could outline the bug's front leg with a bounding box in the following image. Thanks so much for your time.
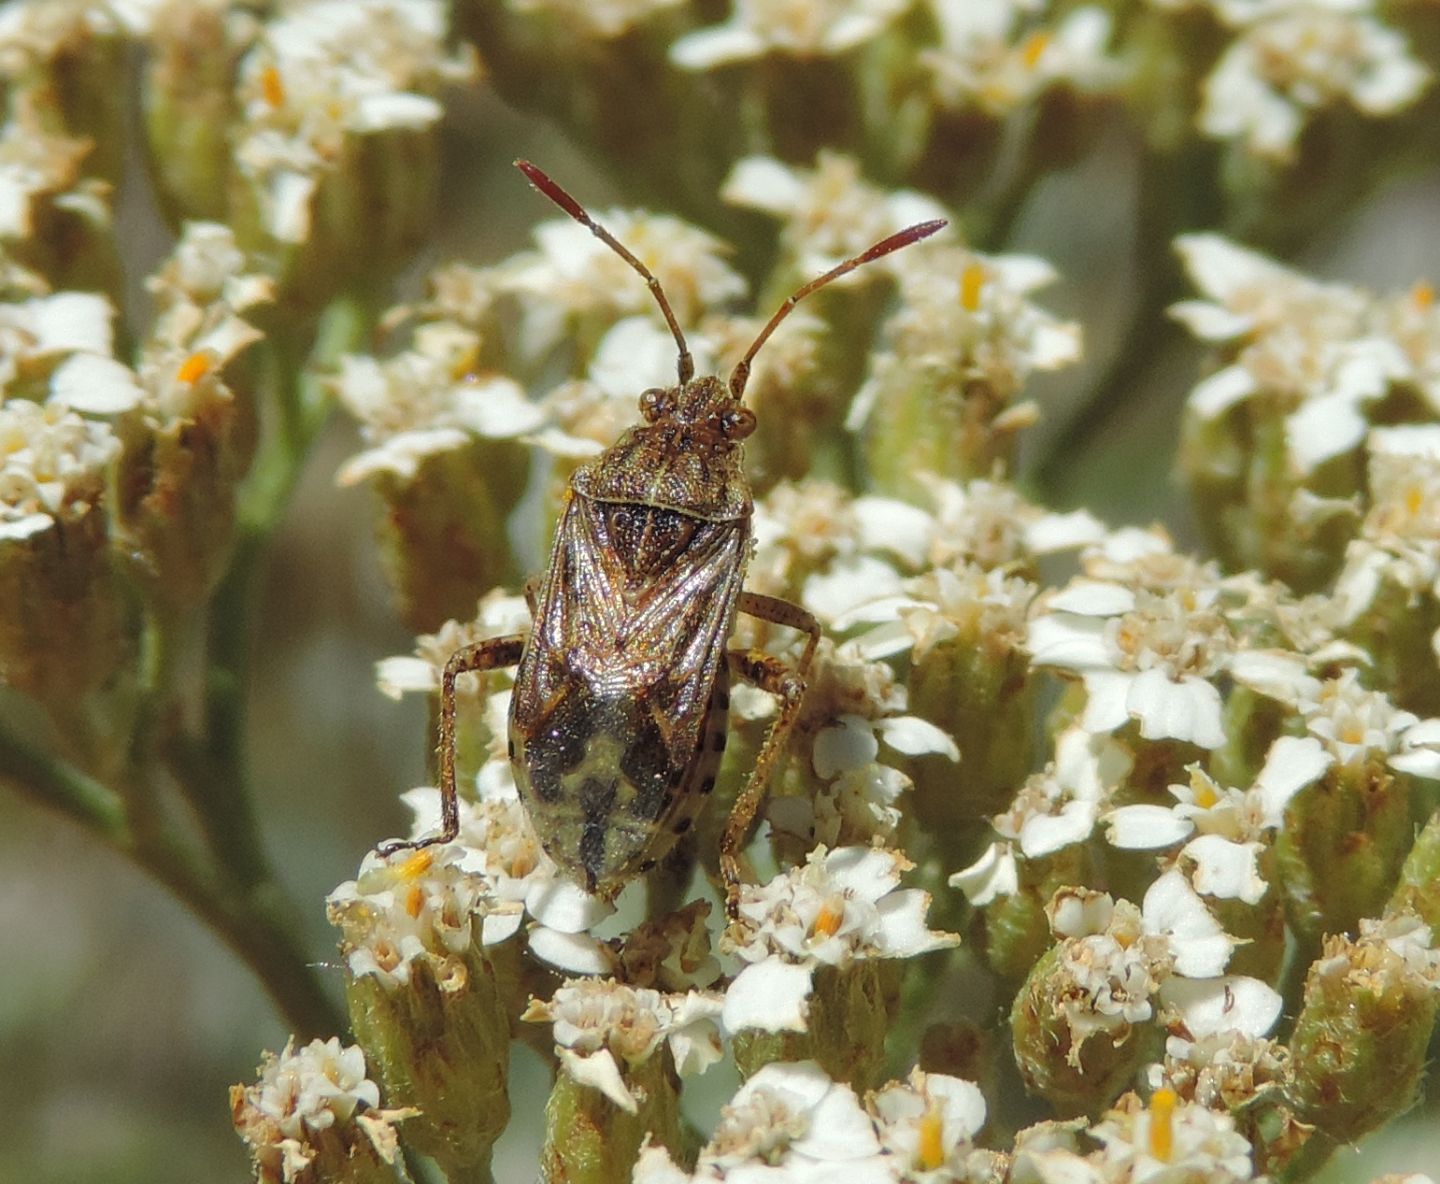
[378,635,525,855]
[720,592,821,917]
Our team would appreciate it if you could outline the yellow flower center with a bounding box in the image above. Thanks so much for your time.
[917,1105,946,1171]
[960,262,987,313]
[404,884,425,919]
[1413,280,1435,310]
[1020,30,1051,70]
[1406,483,1425,517]
[1148,1087,1177,1162]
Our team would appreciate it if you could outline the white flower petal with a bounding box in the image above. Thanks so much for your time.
[1046,581,1136,617]
[527,927,615,975]
[722,960,813,1033]
[813,717,880,779]
[949,842,1018,906]
[525,878,614,933]
[559,1048,637,1113]
[1183,835,1267,905]
[50,352,144,413]
[874,715,959,760]
[1105,804,1194,850]
[1143,871,1233,978]
[1158,974,1282,1039]
[1128,668,1226,749]
[1254,734,1332,824]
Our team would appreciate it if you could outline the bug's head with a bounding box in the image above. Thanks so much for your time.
[638,376,756,443]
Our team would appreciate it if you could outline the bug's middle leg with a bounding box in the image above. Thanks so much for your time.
[720,592,821,916]
[378,634,525,855]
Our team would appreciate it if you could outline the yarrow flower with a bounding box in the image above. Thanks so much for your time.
[232,0,475,245]
[1195,2,1430,162]
[952,726,1129,907]
[522,978,725,1113]
[922,0,1120,115]
[503,0,684,39]
[635,1060,993,1183]
[670,0,912,69]
[0,397,118,540]
[333,322,542,485]
[231,1037,409,1184]
[723,152,951,283]
[1172,234,1440,477]
[722,845,959,1034]
[1026,576,1236,750]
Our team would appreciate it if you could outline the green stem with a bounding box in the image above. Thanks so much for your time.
[0,719,127,840]
[0,719,343,1036]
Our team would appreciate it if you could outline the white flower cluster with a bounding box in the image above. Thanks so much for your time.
[232,1037,408,1184]
[0,397,118,541]
[1335,425,1440,652]
[1035,876,1283,1058]
[723,846,959,1034]
[922,0,1120,115]
[848,239,1082,437]
[1012,1087,1258,1184]
[635,1060,996,1184]
[1182,0,1431,161]
[522,977,726,1113]
[0,91,108,242]
[53,221,272,423]
[671,0,912,69]
[233,0,476,244]
[333,323,542,485]
[1174,234,1440,476]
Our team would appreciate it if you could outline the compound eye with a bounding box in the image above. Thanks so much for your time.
[721,405,756,439]
[639,388,670,423]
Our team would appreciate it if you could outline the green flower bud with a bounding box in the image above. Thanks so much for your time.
[1010,893,1168,1118]
[1286,915,1440,1143]
[329,849,520,1180]
[142,1,247,223]
[369,440,529,634]
[1273,761,1413,946]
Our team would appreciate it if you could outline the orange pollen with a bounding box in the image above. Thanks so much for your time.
[1020,30,1051,69]
[1148,1088,1177,1161]
[176,351,214,384]
[960,262,987,312]
[260,65,285,108]
[399,849,435,880]
[404,884,425,919]
[812,903,844,938]
[261,64,285,108]
[1413,280,1435,310]
[917,1106,946,1171]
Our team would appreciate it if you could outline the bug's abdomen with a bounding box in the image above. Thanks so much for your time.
[511,669,730,895]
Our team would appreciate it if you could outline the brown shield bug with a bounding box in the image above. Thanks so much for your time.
[385,160,944,914]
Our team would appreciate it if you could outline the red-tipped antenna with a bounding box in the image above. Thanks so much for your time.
[516,160,695,384]
[729,219,948,399]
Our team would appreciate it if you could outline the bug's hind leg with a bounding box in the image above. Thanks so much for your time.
[378,635,525,855]
[720,593,820,917]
